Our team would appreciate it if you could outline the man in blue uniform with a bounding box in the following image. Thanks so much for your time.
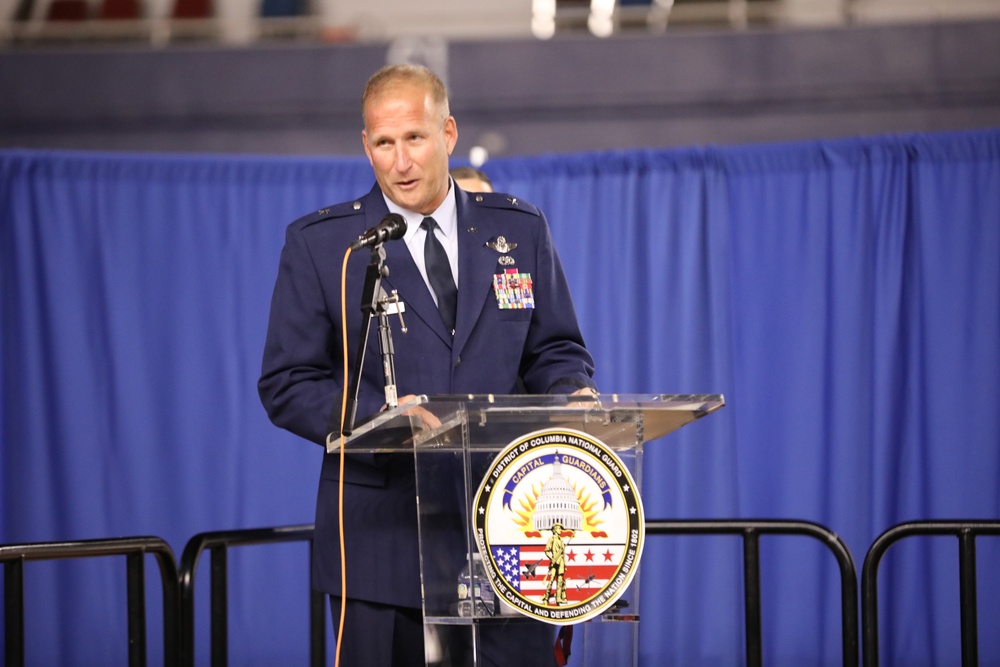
[259,63,596,666]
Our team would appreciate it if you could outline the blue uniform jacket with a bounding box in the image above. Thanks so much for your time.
[259,182,595,608]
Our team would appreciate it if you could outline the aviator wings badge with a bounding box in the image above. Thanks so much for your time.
[486,236,518,254]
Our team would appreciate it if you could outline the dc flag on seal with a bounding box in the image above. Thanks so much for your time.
[490,543,626,602]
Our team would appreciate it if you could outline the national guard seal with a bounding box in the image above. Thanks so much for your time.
[473,427,644,624]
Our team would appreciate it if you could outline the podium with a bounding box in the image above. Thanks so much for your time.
[333,393,724,666]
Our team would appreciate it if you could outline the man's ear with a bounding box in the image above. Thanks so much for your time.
[361,130,374,164]
[444,117,458,155]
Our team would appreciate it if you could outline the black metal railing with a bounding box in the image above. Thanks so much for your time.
[177,524,324,667]
[645,519,859,667]
[11,518,1000,665]
[1,536,179,667]
[861,520,1000,667]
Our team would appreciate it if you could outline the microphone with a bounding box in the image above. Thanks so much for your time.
[350,213,407,250]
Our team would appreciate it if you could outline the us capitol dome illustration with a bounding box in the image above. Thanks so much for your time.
[532,453,584,532]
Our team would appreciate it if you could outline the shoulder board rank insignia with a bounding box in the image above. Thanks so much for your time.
[487,236,517,253]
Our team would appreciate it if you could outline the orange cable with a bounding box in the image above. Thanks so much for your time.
[334,247,351,667]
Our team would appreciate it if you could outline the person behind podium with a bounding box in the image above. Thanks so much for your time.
[450,166,494,193]
[258,63,596,667]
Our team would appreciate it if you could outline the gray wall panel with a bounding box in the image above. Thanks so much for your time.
[1,20,998,157]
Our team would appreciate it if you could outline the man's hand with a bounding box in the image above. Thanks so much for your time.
[393,394,442,431]
[567,386,599,408]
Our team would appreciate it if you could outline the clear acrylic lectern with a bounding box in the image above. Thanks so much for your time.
[334,393,725,667]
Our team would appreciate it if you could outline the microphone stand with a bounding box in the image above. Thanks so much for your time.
[342,244,406,437]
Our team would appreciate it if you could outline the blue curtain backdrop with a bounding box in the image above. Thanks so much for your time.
[2,128,998,665]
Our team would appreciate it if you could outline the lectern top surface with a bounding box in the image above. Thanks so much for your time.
[326,393,724,454]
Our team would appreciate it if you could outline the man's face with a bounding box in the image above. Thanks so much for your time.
[362,82,458,215]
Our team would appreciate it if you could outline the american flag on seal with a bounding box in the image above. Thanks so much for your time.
[490,543,626,603]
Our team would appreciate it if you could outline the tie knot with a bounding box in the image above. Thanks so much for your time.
[421,217,437,232]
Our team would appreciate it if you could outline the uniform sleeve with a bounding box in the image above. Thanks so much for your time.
[258,222,342,446]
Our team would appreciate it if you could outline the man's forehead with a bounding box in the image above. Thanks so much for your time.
[365,115,434,142]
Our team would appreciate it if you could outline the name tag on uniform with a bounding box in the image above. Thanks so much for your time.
[493,268,535,309]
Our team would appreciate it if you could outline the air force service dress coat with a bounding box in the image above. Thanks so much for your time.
[259,182,596,609]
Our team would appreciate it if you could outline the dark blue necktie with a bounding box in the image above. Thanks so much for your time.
[421,217,457,331]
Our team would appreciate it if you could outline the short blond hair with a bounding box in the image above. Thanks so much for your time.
[362,64,450,128]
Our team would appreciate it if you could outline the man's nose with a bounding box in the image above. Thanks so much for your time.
[394,146,412,172]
